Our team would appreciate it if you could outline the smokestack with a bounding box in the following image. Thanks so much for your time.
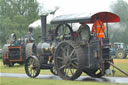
[40,15,47,42]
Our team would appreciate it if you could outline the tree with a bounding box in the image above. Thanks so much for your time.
[0,0,39,45]
[110,0,128,44]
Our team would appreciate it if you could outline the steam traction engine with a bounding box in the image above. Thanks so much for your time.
[3,29,35,67]
[25,12,120,80]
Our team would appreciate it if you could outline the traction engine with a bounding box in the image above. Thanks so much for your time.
[24,12,121,80]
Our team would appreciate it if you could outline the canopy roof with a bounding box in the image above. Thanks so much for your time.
[51,11,120,24]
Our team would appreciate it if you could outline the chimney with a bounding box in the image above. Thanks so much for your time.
[40,15,47,42]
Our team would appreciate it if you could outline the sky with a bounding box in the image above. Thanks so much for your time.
[30,0,128,30]
[36,0,117,15]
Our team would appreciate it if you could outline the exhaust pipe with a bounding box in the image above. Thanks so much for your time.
[40,15,47,42]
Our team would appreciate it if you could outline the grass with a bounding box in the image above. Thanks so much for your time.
[110,61,128,77]
[0,59,54,74]
[0,59,128,77]
[0,77,127,85]
[0,59,128,85]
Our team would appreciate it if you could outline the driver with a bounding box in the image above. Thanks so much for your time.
[25,27,34,42]
[77,24,90,41]
[10,33,17,45]
[92,19,105,38]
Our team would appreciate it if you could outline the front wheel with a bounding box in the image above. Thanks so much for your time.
[25,56,40,78]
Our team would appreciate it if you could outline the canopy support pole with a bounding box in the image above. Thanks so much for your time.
[106,23,108,38]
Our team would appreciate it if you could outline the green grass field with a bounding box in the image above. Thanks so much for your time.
[1,77,128,85]
[0,59,128,85]
[110,62,128,77]
[0,59,128,77]
[0,60,52,75]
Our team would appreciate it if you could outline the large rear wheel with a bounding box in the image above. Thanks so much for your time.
[55,40,84,80]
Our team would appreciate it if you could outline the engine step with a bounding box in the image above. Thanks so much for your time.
[40,64,53,69]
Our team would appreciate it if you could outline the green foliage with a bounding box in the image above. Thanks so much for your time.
[111,0,128,25]
[33,24,57,44]
[33,28,42,44]
[0,0,39,46]
[110,0,128,44]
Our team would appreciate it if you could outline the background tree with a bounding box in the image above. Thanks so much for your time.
[0,0,39,46]
[110,0,128,44]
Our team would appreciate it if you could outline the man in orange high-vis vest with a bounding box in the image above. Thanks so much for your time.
[92,19,105,38]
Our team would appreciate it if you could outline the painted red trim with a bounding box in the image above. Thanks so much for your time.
[7,46,22,62]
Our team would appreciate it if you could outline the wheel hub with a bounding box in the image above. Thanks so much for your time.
[64,56,71,64]
[118,52,123,58]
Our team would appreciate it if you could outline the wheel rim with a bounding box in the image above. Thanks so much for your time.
[85,68,104,78]
[50,65,58,76]
[55,41,82,80]
[50,57,58,76]
[25,57,40,78]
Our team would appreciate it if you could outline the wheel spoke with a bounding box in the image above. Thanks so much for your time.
[64,63,70,74]
[57,56,64,60]
[30,68,32,75]
[66,45,70,56]
[59,65,66,70]
[63,26,66,35]
[32,70,34,76]
[33,69,37,75]
[71,57,77,61]
[71,63,77,68]
[69,49,75,57]
[62,25,65,35]
[60,46,65,54]
[69,66,74,76]
[32,59,35,64]
[60,46,66,57]
[65,68,70,75]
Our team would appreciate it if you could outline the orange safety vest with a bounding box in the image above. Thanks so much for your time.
[92,19,105,38]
